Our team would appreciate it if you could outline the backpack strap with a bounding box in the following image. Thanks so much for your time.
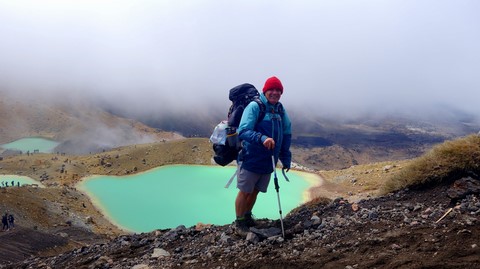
[224,165,239,188]
[277,102,284,115]
[252,98,266,124]
[254,100,283,124]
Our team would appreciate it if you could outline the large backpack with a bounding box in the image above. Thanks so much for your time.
[211,83,266,166]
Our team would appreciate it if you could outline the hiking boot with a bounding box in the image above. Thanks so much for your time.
[244,212,256,227]
[235,219,250,237]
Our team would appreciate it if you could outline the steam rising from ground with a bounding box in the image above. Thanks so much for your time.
[0,94,177,154]
[54,119,161,155]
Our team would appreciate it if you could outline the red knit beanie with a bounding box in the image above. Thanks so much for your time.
[262,76,283,94]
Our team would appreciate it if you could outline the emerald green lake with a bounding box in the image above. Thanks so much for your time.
[1,137,60,153]
[77,165,315,233]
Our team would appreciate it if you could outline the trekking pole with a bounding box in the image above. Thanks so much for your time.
[271,155,285,238]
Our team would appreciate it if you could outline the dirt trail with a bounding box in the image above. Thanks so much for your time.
[307,171,373,203]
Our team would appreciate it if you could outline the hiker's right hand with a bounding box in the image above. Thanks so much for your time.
[263,137,275,150]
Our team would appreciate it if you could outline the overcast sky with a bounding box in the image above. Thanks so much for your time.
[1,0,479,119]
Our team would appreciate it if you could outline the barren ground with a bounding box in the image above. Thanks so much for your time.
[0,138,479,268]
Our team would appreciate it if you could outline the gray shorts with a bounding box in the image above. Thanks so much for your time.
[236,165,271,193]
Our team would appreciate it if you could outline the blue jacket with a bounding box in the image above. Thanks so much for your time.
[237,93,292,174]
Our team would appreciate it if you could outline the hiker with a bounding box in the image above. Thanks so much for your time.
[234,76,292,235]
[2,213,8,231]
[8,214,14,229]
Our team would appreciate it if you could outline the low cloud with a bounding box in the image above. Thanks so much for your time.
[0,0,479,122]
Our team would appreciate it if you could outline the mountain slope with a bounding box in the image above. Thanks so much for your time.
[0,137,479,268]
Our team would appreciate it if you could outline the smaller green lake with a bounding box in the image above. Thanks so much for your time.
[1,137,60,153]
[0,175,44,187]
[77,165,315,233]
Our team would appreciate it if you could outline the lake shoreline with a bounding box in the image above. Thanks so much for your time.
[76,180,134,233]
[75,165,318,233]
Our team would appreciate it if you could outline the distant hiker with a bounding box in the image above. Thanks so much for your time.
[234,76,292,236]
[8,214,14,229]
[2,213,8,231]
[11,180,14,187]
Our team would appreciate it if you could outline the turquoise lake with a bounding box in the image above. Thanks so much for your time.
[77,165,315,233]
[1,137,60,153]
